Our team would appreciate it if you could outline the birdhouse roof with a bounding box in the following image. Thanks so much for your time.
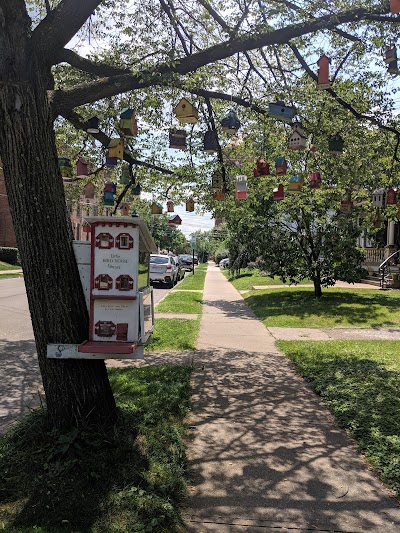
[317,54,331,65]
[174,98,197,113]
[151,201,163,208]
[290,175,303,183]
[168,215,182,223]
[108,138,123,148]
[120,108,135,119]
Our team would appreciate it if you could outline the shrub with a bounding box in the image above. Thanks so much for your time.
[0,246,19,265]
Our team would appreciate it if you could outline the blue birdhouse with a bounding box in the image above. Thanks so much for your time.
[106,156,118,168]
[288,175,304,193]
[268,101,296,122]
[119,109,138,137]
[203,130,219,154]
[132,183,141,196]
[221,110,241,134]
[275,156,288,176]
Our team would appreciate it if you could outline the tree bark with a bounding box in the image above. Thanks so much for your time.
[313,275,322,298]
[0,1,117,429]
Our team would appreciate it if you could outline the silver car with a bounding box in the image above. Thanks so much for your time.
[150,254,179,288]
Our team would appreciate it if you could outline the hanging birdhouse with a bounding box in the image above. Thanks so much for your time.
[268,101,296,122]
[186,198,195,212]
[119,166,131,185]
[221,110,241,134]
[169,128,187,149]
[76,157,89,177]
[372,188,386,207]
[386,187,397,205]
[309,171,321,189]
[275,156,288,176]
[340,200,353,213]
[119,202,130,216]
[203,130,219,154]
[213,189,225,201]
[174,98,198,124]
[374,215,383,228]
[273,184,285,201]
[83,182,96,199]
[108,138,124,160]
[384,46,397,64]
[168,214,182,225]
[58,157,73,180]
[390,0,400,14]
[235,175,248,200]
[288,122,307,150]
[288,175,304,193]
[132,183,141,196]
[317,54,331,89]
[167,200,174,212]
[388,57,399,75]
[119,109,138,137]
[328,134,344,154]
[150,201,163,215]
[87,116,100,134]
[106,157,118,168]
[212,171,224,190]
[253,158,270,177]
[103,181,116,207]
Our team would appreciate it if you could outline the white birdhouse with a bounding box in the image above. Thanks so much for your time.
[288,122,307,150]
[372,188,386,207]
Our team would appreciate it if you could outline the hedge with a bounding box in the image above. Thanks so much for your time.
[0,247,20,265]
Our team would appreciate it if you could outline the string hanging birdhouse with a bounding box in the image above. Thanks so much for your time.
[288,175,304,193]
[253,158,270,177]
[317,54,331,89]
[108,138,124,160]
[150,201,163,215]
[76,157,89,177]
[203,130,219,154]
[268,101,296,122]
[288,122,307,150]
[273,184,285,201]
[390,0,400,14]
[119,166,131,185]
[103,181,116,207]
[132,183,141,196]
[168,214,182,225]
[384,46,397,64]
[186,198,195,212]
[386,187,397,205]
[372,188,386,207]
[212,171,224,190]
[309,171,321,189]
[174,98,199,124]
[328,134,344,154]
[275,156,288,176]
[340,199,353,213]
[169,128,187,149]
[167,200,174,212]
[235,175,248,200]
[119,202,130,216]
[119,109,138,137]
[83,182,96,200]
[86,116,100,134]
[213,189,225,201]
[221,110,241,134]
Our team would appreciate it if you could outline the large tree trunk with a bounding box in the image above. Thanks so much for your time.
[313,274,323,298]
[0,2,117,429]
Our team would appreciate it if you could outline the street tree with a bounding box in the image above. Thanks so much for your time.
[1,1,400,428]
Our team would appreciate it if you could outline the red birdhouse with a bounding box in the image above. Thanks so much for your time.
[253,158,270,177]
[309,171,321,189]
[386,187,397,205]
[273,184,285,201]
[76,157,89,177]
[391,0,400,14]
[168,214,182,225]
[317,54,331,89]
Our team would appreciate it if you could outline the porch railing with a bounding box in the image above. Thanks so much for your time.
[363,248,385,263]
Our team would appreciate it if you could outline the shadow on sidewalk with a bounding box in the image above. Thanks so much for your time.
[185,348,400,532]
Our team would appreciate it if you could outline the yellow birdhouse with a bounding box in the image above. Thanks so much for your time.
[186,198,195,212]
[108,138,124,160]
[119,109,138,137]
[174,98,199,124]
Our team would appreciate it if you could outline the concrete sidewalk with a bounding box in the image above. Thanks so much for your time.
[184,264,400,532]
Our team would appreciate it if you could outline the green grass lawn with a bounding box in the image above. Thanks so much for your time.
[224,268,312,291]
[0,365,191,532]
[0,273,23,279]
[156,291,202,314]
[175,268,206,291]
[243,287,400,328]
[0,261,21,271]
[278,340,400,498]
[145,318,200,352]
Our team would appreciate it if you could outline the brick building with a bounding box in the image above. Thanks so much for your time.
[0,166,17,248]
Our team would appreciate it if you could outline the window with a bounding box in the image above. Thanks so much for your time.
[96,232,114,249]
[116,274,134,291]
[95,273,113,290]
[116,232,134,249]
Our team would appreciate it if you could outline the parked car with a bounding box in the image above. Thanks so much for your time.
[219,258,229,268]
[193,255,199,265]
[178,254,194,271]
[174,256,186,281]
[149,254,179,288]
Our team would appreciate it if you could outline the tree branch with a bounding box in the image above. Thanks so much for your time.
[56,49,130,77]
[159,0,190,55]
[32,0,102,64]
